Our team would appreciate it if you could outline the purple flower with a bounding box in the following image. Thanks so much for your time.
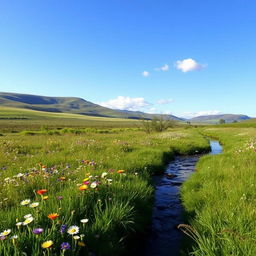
[32,228,44,234]
[57,196,63,200]
[61,242,71,250]
[60,225,67,234]
[0,236,6,240]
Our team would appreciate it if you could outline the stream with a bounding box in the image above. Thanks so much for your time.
[141,140,222,256]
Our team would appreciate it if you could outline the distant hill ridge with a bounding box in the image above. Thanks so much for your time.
[189,114,251,123]
[0,92,251,123]
[0,92,182,120]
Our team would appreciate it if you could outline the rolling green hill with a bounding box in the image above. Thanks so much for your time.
[0,106,141,131]
[189,114,250,123]
[0,92,182,120]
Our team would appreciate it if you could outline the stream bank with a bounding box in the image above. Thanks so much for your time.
[141,140,222,256]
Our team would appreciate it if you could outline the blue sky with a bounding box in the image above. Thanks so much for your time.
[0,0,256,118]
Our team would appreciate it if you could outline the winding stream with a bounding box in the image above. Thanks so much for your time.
[142,140,222,256]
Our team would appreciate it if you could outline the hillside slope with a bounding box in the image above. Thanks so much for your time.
[0,92,182,120]
[189,114,250,123]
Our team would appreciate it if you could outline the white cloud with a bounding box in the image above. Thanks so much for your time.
[142,71,150,77]
[175,58,205,72]
[100,96,150,111]
[156,98,174,105]
[182,110,222,119]
[155,64,169,72]
[147,107,157,114]
[162,111,174,115]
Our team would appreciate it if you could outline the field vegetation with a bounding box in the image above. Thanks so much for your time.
[2,107,256,256]
[181,126,256,256]
[0,125,209,256]
[0,107,139,132]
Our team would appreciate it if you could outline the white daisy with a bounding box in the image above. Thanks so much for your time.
[23,217,34,225]
[0,229,11,236]
[24,214,32,219]
[20,199,31,206]
[80,218,89,224]
[67,225,79,235]
[29,202,39,208]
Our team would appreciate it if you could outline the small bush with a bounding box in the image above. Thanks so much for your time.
[141,116,177,133]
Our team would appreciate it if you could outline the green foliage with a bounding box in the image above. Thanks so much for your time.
[0,128,209,255]
[141,116,177,133]
[181,127,256,256]
[219,118,226,124]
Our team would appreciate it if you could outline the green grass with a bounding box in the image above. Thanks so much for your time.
[220,118,256,128]
[181,127,256,256]
[0,128,209,255]
[0,106,140,131]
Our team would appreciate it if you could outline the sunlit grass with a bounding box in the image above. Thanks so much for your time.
[181,127,256,256]
[0,128,209,255]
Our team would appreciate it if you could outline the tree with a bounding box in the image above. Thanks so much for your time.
[141,116,177,133]
[219,119,226,124]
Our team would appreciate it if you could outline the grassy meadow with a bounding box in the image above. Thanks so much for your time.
[181,126,256,256]
[1,106,256,256]
[0,107,139,132]
[0,122,209,255]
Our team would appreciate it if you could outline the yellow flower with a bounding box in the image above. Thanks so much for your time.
[41,240,53,249]
[42,196,48,200]
[79,185,88,191]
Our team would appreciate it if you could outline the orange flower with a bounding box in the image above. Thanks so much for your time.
[79,185,88,191]
[37,189,47,195]
[117,170,125,174]
[48,213,59,220]
[59,177,66,181]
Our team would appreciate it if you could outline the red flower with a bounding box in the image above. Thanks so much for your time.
[37,189,47,195]
[48,213,59,220]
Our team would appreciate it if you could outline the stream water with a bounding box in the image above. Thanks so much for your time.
[141,140,222,256]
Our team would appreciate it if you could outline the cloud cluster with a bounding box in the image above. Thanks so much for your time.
[155,64,169,72]
[175,58,204,72]
[182,110,222,118]
[100,96,150,111]
[100,96,175,113]
[142,58,206,76]
[142,71,150,77]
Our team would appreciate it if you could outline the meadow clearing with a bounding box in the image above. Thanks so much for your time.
[1,109,256,256]
[181,126,256,256]
[0,123,209,256]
